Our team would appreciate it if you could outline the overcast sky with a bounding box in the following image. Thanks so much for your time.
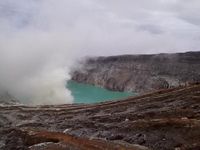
[0,0,200,55]
[0,0,199,104]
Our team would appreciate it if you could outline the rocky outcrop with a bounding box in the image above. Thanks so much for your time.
[71,51,200,93]
[0,128,148,150]
[0,84,200,150]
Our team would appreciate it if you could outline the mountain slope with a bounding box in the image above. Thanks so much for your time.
[0,84,200,150]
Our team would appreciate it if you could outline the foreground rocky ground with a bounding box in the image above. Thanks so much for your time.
[72,51,200,93]
[0,84,200,150]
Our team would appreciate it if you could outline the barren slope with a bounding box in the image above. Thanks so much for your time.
[0,84,200,150]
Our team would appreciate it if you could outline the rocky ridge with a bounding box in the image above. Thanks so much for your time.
[72,51,200,93]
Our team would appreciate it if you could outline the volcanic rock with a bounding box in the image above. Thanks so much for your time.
[0,84,200,149]
[71,51,200,93]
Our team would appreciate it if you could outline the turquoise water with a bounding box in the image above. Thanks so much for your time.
[67,80,135,104]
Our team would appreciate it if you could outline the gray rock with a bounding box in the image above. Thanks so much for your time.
[71,51,200,93]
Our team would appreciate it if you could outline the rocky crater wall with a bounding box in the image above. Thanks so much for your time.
[71,51,200,93]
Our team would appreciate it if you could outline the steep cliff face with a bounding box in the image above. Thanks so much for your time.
[72,51,200,93]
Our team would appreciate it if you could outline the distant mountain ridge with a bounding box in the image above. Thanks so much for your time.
[72,51,200,93]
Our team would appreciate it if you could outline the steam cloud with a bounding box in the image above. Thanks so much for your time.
[0,30,75,104]
[0,0,199,104]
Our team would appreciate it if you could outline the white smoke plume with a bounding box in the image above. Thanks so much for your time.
[0,0,78,105]
[0,30,75,104]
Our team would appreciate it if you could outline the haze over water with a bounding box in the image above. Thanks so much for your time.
[67,80,134,104]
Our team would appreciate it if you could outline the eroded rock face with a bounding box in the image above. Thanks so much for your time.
[71,52,200,93]
[0,84,200,150]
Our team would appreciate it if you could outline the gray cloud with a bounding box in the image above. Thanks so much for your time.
[0,0,199,104]
[136,24,163,34]
[1,0,200,54]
